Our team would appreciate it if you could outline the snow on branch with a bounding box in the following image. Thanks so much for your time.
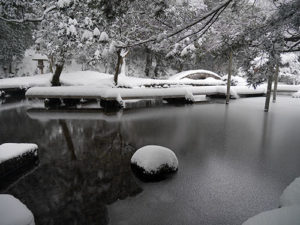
[119,0,233,48]
[0,5,57,23]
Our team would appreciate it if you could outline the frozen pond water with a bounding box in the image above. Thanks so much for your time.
[1,97,300,225]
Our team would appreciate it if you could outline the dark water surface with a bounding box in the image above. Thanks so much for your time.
[0,97,300,225]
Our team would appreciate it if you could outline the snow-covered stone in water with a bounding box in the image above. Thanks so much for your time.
[93,27,101,37]
[131,145,178,181]
[242,206,300,225]
[280,177,300,206]
[0,143,38,177]
[99,31,109,42]
[0,194,35,225]
[292,91,300,98]
[0,143,38,163]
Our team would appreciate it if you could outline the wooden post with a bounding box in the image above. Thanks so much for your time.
[226,49,232,104]
[114,49,122,85]
[272,63,279,103]
[264,74,273,112]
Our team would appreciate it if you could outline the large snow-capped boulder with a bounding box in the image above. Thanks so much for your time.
[131,145,178,181]
[242,206,300,225]
[0,194,35,225]
[280,177,300,207]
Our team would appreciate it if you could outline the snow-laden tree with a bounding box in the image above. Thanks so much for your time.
[0,20,33,76]
[0,0,237,84]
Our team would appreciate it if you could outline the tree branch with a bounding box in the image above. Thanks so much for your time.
[0,5,56,23]
[118,0,233,48]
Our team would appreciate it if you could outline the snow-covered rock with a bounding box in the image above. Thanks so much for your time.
[0,143,38,163]
[242,206,300,225]
[280,177,300,207]
[292,91,300,98]
[131,145,178,181]
[0,194,35,225]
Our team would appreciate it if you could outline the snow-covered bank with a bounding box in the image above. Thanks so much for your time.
[0,194,35,225]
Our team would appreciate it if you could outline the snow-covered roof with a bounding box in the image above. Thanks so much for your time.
[168,70,221,80]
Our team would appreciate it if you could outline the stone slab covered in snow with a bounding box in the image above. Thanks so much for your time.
[26,85,266,102]
[0,143,38,177]
[242,206,300,225]
[280,177,300,207]
[0,194,35,225]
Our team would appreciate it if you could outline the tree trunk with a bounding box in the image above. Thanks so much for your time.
[8,62,12,74]
[226,50,233,104]
[145,47,152,77]
[51,63,64,86]
[114,50,122,85]
[264,74,273,112]
[272,63,279,103]
[48,55,54,73]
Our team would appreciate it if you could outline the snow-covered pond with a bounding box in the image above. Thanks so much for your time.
[1,96,300,225]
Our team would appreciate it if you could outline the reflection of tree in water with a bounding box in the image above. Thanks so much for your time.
[7,119,142,225]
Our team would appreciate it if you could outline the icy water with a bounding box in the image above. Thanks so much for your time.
[1,97,300,225]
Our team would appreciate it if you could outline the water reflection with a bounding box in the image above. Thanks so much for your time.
[1,97,300,225]
[1,107,142,225]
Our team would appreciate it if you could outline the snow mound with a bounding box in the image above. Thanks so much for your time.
[292,91,300,98]
[0,194,35,225]
[131,145,178,181]
[0,143,38,163]
[242,206,300,225]
[280,177,300,207]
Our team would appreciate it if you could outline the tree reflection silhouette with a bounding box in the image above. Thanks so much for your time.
[6,119,142,225]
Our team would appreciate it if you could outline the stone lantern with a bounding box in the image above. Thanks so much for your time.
[32,53,48,74]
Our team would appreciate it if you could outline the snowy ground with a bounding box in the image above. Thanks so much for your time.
[0,71,225,90]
